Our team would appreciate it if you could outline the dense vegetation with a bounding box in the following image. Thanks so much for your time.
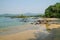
[45,3,60,18]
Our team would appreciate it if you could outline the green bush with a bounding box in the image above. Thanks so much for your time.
[45,3,60,18]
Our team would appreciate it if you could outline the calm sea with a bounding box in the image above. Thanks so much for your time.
[0,17,26,29]
[0,17,36,35]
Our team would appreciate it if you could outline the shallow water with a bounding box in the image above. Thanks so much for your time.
[0,17,50,40]
[0,17,24,28]
[0,17,37,35]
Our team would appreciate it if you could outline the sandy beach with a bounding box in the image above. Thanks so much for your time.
[48,24,60,29]
[0,18,60,40]
[0,30,36,40]
[0,23,47,40]
[0,23,60,40]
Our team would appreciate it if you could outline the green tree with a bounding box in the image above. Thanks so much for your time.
[45,3,60,18]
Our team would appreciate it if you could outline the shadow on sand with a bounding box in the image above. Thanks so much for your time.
[28,27,60,40]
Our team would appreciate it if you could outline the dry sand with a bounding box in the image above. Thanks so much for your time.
[48,24,60,29]
[0,30,36,40]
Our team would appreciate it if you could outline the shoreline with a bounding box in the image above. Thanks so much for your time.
[0,23,46,35]
[0,23,49,40]
[0,18,60,40]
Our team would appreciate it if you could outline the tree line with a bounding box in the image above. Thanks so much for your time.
[45,3,60,18]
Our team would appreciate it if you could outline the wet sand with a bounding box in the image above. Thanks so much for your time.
[0,23,60,40]
[0,23,47,40]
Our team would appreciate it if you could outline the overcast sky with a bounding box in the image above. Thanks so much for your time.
[0,0,60,14]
